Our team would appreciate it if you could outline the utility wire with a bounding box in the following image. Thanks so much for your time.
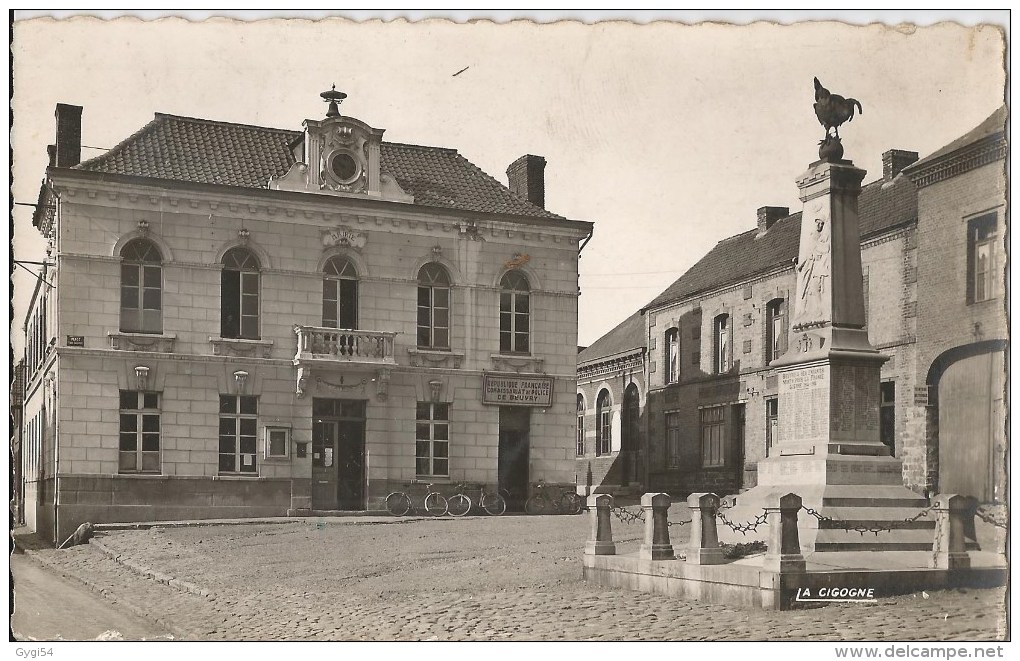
[12,260,53,289]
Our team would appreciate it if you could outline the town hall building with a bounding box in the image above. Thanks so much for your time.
[19,93,593,544]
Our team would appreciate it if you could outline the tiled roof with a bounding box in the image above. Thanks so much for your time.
[76,113,563,219]
[644,172,918,311]
[905,106,1007,172]
[579,310,647,365]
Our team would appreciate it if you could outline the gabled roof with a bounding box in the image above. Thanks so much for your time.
[76,113,563,220]
[905,106,1007,172]
[579,310,646,365]
[643,172,918,311]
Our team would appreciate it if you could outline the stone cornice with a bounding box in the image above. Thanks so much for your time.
[47,168,593,241]
[578,350,644,380]
[905,134,1007,189]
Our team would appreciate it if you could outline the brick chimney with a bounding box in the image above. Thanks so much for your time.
[756,206,789,237]
[507,154,546,209]
[882,149,918,181]
[54,103,83,168]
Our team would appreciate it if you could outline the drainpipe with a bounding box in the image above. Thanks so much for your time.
[51,190,61,545]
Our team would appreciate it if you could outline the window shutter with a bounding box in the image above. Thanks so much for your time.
[779,299,789,356]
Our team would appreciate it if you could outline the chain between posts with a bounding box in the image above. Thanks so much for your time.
[606,504,691,527]
[801,503,936,537]
[975,505,1007,529]
[715,509,769,534]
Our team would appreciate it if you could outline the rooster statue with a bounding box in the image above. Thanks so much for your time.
[813,77,863,139]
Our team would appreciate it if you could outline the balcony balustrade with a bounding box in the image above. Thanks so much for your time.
[294,326,397,366]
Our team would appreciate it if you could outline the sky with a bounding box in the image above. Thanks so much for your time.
[9,11,1008,356]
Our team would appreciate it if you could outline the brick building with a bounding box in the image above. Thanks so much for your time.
[575,311,646,495]
[903,106,1008,503]
[578,107,1006,501]
[19,96,592,544]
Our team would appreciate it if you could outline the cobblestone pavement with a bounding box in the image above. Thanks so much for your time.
[23,512,1007,642]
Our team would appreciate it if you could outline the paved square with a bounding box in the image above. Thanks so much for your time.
[28,515,1006,641]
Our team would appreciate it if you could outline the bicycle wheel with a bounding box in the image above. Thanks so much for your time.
[385,492,411,516]
[481,492,506,516]
[447,494,472,517]
[424,492,449,516]
[525,496,546,515]
[559,492,583,515]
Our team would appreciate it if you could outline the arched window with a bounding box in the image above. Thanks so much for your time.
[417,263,451,349]
[665,328,680,384]
[221,247,260,339]
[714,314,730,374]
[120,239,163,333]
[576,394,585,456]
[596,389,612,456]
[323,256,358,329]
[765,299,787,364]
[499,271,530,353]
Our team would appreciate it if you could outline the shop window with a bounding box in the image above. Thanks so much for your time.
[119,390,160,473]
[596,389,612,456]
[415,402,450,477]
[665,412,682,469]
[499,270,531,354]
[576,394,585,456]
[700,406,726,467]
[120,239,163,334]
[219,395,259,474]
[880,382,896,456]
[713,314,730,374]
[665,328,680,384]
[221,248,260,339]
[967,214,998,303]
[417,264,451,349]
[765,299,787,364]
[322,256,358,329]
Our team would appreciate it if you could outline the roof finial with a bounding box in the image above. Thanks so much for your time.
[320,84,347,119]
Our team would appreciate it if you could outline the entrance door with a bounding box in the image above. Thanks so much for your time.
[336,420,365,510]
[938,350,1004,502]
[312,398,367,511]
[498,407,531,511]
[312,420,338,510]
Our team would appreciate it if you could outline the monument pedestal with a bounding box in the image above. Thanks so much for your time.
[721,159,933,552]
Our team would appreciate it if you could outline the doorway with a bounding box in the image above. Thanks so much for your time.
[498,406,531,511]
[311,398,366,511]
[938,349,1004,502]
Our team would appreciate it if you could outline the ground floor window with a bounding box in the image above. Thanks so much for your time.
[880,382,895,456]
[700,406,726,467]
[665,412,682,468]
[119,390,160,473]
[765,397,778,457]
[416,402,449,477]
[219,395,258,474]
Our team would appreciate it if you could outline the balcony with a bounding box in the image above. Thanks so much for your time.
[293,326,397,367]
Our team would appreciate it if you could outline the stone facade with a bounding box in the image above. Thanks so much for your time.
[19,102,592,544]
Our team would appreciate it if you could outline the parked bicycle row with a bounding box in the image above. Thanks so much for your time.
[384,479,583,517]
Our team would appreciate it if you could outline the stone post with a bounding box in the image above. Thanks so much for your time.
[930,494,971,570]
[762,492,806,573]
[584,494,616,556]
[639,493,674,560]
[686,493,724,565]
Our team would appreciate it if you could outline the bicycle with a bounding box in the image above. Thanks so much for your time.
[525,480,583,515]
[385,480,449,517]
[447,483,507,517]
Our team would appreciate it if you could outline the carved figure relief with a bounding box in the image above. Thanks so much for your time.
[794,202,831,326]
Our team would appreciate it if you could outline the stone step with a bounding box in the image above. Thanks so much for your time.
[819,486,929,508]
[813,527,936,552]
